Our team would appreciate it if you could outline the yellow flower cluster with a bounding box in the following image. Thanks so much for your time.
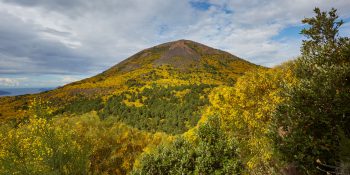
[203,64,297,174]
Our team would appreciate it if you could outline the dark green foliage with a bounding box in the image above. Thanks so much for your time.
[57,98,104,115]
[203,63,218,74]
[338,131,350,174]
[132,138,196,175]
[301,8,345,58]
[126,79,145,87]
[194,117,243,174]
[339,131,350,162]
[132,116,243,175]
[100,84,212,134]
[227,77,236,86]
[272,8,350,174]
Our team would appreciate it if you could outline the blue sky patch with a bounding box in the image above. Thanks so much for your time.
[272,25,305,41]
[190,1,211,11]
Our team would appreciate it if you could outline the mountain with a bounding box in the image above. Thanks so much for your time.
[0,90,10,96]
[0,40,261,133]
[0,88,55,97]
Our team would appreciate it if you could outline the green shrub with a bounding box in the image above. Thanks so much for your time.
[132,116,243,175]
[100,84,212,134]
[272,8,350,174]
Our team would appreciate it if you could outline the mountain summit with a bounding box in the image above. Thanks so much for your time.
[102,39,247,75]
[0,40,261,133]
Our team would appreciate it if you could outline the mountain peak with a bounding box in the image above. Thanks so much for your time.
[169,40,190,49]
[105,40,248,74]
[157,39,220,53]
[156,39,195,47]
[154,40,200,67]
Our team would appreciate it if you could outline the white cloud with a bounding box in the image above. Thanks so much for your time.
[0,0,349,83]
[0,77,20,86]
[177,0,350,66]
[61,76,81,84]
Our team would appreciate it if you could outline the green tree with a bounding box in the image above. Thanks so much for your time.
[301,8,345,58]
[272,7,350,174]
[132,116,242,175]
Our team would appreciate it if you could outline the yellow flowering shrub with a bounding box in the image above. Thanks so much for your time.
[48,112,169,174]
[204,63,297,174]
[0,111,170,175]
[0,115,91,175]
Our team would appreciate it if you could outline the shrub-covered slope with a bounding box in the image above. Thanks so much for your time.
[0,40,260,134]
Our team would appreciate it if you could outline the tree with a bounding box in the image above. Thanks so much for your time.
[301,8,345,58]
[272,7,350,174]
[132,116,242,175]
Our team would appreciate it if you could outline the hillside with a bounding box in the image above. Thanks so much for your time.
[0,40,260,134]
[1,8,349,175]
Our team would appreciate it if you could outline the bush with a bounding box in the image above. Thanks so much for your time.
[0,116,91,175]
[272,8,350,174]
[132,116,243,175]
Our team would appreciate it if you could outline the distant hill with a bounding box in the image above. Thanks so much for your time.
[38,87,55,92]
[0,40,263,133]
[0,90,10,96]
[0,88,56,97]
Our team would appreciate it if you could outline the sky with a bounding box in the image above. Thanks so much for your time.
[0,0,350,88]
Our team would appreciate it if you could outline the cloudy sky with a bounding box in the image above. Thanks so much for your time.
[0,0,350,88]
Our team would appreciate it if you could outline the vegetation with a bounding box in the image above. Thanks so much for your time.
[132,116,243,175]
[0,7,349,175]
[57,97,104,115]
[100,84,212,134]
[0,110,168,174]
[0,40,258,133]
[203,65,296,174]
[271,8,350,174]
